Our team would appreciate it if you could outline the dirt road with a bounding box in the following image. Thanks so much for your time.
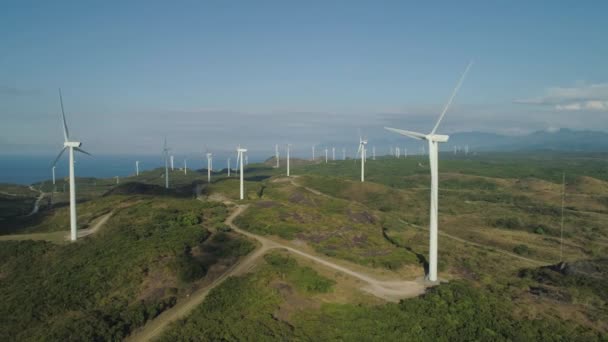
[129,203,427,341]
[25,186,45,217]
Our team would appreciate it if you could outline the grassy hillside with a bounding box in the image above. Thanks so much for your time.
[0,195,253,341]
[160,251,604,341]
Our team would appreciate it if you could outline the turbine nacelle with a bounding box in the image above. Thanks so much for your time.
[64,141,82,148]
[427,134,449,143]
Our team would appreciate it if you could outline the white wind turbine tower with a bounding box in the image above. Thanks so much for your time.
[385,61,472,282]
[170,155,174,171]
[275,144,280,168]
[286,144,291,177]
[115,176,120,184]
[163,138,170,189]
[396,147,400,158]
[325,148,328,163]
[312,145,315,161]
[135,161,140,176]
[206,152,213,182]
[357,137,367,182]
[236,146,247,200]
[227,158,231,177]
[332,147,335,161]
[51,88,91,242]
[52,166,56,185]
[184,159,188,175]
[357,136,367,182]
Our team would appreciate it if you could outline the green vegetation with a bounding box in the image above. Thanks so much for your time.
[0,196,252,341]
[159,251,335,341]
[161,251,603,341]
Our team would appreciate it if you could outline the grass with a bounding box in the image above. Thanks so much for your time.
[0,195,253,341]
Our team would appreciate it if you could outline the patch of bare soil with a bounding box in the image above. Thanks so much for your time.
[346,209,376,224]
[256,201,279,208]
[271,280,320,322]
[137,259,178,303]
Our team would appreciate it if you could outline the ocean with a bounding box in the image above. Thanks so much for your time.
[0,153,273,185]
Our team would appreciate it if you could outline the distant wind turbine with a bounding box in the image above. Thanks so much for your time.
[396,147,400,158]
[312,145,315,161]
[275,144,280,168]
[52,166,56,185]
[236,146,247,200]
[135,160,140,176]
[385,61,472,282]
[332,147,335,161]
[357,136,367,182]
[184,159,187,175]
[227,158,231,177]
[51,88,91,242]
[325,148,328,163]
[207,153,213,182]
[115,176,119,184]
[170,155,174,171]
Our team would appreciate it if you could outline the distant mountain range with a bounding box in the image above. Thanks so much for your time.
[321,129,608,154]
[448,129,608,152]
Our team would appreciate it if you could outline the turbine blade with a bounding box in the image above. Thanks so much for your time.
[51,147,67,167]
[384,127,427,140]
[430,61,473,135]
[74,147,92,156]
[59,88,70,141]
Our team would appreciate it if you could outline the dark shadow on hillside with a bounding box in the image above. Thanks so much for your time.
[244,175,271,182]
[102,182,194,198]
[382,228,429,276]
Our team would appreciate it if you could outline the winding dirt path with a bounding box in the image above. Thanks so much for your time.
[25,186,45,217]
[129,203,427,341]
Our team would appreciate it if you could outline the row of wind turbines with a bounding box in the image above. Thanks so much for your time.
[51,62,472,283]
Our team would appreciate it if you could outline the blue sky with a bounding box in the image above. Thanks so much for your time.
[1,1,607,155]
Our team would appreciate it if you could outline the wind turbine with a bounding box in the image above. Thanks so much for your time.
[332,147,335,161]
[135,161,140,176]
[396,147,400,158]
[115,176,120,184]
[51,88,91,242]
[184,159,187,175]
[385,61,472,282]
[227,158,231,177]
[206,152,213,182]
[312,145,315,161]
[275,144,280,168]
[286,144,291,177]
[236,146,247,200]
[325,148,328,163]
[357,136,367,182]
[52,166,56,185]
[163,138,170,189]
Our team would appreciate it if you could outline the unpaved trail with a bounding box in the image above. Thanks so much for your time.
[227,205,427,301]
[130,203,427,341]
[126,205,271,342]
[75,212,113,239]
[25,186,45,217]
[0,212,113,243]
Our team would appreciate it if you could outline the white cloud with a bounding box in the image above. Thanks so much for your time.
[515,82,608,112]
